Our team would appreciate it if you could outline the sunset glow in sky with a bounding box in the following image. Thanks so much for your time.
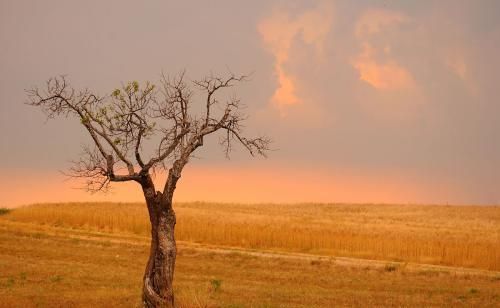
[1,1,500,206]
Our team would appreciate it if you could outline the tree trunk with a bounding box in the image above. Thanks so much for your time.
[142,193,177,308]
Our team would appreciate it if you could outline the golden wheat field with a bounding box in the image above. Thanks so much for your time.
[3,202,500,271]
[0,223,498,308]
[1,202,500,307]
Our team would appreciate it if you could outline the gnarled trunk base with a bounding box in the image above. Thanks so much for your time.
[142,201,176,308]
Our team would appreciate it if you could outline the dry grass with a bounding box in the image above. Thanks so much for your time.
[4,202,500,270]
[0,219,499,307]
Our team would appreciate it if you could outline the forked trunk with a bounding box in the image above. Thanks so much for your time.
[142,195,177,308]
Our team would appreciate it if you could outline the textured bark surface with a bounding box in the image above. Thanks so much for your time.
[143,209,176,307]
[142,186,177,308]
[139,170,179,308]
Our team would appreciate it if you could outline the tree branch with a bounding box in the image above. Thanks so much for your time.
[27,72,271,195]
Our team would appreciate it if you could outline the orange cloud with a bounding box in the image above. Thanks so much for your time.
[445,53,467,81]
[353,9,416,91]
[444,51,479,96]
[353,44,416,90]
[355,9,408,38]
[258,2,333,111]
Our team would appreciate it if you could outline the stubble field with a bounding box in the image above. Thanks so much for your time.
[0,202,499,307]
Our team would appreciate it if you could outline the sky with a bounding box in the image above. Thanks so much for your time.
[1,0,500,206]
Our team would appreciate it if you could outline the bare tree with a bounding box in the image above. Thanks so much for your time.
[27,72,270,307]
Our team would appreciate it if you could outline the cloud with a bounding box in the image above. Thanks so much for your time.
[352,9,416,91]
[443,50,479,96]
[258,2,333,111]
[445,52,467,81]
[355,9,408,38]
[353,43,416,90]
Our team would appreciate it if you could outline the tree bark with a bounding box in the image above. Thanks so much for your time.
[142,184,177,307]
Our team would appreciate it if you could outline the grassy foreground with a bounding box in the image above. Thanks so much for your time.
[1,202,500,307]
[1,218,499,307]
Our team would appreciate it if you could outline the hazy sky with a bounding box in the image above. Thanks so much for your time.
[1,0,500,206]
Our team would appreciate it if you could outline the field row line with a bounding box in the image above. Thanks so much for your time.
[1,218,499,278]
